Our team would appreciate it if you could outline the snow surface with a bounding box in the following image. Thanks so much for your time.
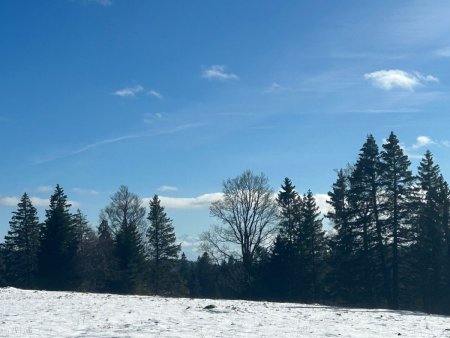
[1,287,450,337]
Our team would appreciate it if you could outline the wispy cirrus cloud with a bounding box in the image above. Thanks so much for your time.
[143,112,163,124]
[364,69,438,91]
[87,0,112,6]
[201,65,239,81]
[434,47,450,57]
[158,185,178,192]
[74,123,206,156]
[73,188,100,195]
[113,85,144,97]
[36,185,53,193]
[72,134,143,155]
[147,90,163,99]
[264,82,286,93]
[73,0,112,7]
[34,122,206,165]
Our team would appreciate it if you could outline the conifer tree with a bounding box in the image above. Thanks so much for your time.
[72,209,97,290]
[298,190,326,302]
[439,177,450,263]
[269,178,302,300]
[38,185,78,290]
[3,193,40,288]
[415,151,446,311]
[347,161,377,304]
[95,219,117,292]
[195,252,218,298]
[327,169,357,303]
[350,135,391,306]
[147,195,181,294]
[277,178,302,243]
[379,132,415,309]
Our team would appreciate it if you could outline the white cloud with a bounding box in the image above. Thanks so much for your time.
[201,65,239,81]
[113,85,144,97]
[364,69,438,90]
[143,193,223,209]
[73,134,142,155]
[264,82,286,93]
[400,135,450,160]
[36,186,52,193]
[0,196,79,207]
[144,191,330,214]
[434,47,450,57]
[73,188,99,195]
[412,136,435,149]
[143,112,163,124]
[0,197,21,206]
[314,193,332,216]
[72,0,112,6]
[158,185,178,192]
[147,90,163,99]
[34,122,206,164]
[88,0,112,5]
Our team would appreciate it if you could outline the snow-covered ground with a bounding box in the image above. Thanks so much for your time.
[1,288,449,337]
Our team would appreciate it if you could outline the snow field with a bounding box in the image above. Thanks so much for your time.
[1,288,450,337]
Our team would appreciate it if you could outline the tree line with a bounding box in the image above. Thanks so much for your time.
[1,131,449,314]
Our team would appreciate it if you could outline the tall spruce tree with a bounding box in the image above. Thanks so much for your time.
[95,219,117,292]
[352,135,391,306]
[277,178,302,243]
[327,169,357,303]
[379,132,415,309]
[437,175,450,313]
[3,193,40,288]
[415,151,447,312]
[269,178,302,300]
[298,190,326,302]
[38,185,78,290]
[348,161,377,305]
[439,177,450,265]
[72,209,97,290]
[147,195,181,294]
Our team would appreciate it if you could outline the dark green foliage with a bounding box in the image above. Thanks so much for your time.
[1,132,449,314]
[38,185,79,290]
[327,169,358,303]
[297,190,327,302]
[94,219,118,292]
[3,193,40,288]
[146,195,182,295]
[72,210,98,291]
[413,151,448,312]
[267,178,302,300]
[0,246,5,287]
[277,178,302,243]
[346,135,392,306]
[195,252,218,298]
[379,132,415,309]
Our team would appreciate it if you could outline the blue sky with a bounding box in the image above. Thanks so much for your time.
[1,0,450,258]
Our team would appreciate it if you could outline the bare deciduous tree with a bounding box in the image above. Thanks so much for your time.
[99,185,146,235]
[201,170,278,271]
